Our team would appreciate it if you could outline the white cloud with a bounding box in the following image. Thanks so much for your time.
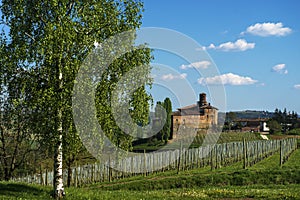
[198,73,258,86]
[272,64,288,74]
[207,44,216,49]
[206,39,255,52]
[161,73,187,81]
[242,22,292,37]
[180,61,211,70]
[294,84,300,89]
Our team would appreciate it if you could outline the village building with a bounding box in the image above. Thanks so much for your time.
[233,118,270,133]
[171,93,218,138]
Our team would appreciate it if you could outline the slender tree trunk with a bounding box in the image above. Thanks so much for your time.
[53,72,65,199]
[67,156,74,187]
[54,133,64,198]
[4,166,10,181]
[1,130,10,181]
[67,162,72,187]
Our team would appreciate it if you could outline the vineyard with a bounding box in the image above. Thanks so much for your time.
[1,140,300,199]
[12,137,297,187]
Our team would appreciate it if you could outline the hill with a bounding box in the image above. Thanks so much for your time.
[219,110,274,121]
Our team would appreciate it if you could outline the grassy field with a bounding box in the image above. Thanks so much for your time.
[133,131,262,151]
[1,149,300,199]
[1,182,299,200]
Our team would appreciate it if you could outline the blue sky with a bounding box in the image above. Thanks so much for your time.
[141,0,300,113]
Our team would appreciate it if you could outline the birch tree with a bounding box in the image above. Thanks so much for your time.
[0,0,149,198]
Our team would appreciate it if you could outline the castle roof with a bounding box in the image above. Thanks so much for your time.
[178,104,198,110]
[172,103,218,116]
[171,93,218,116]
[200,104,218,110]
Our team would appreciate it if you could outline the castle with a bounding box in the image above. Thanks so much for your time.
[171,93,218,138]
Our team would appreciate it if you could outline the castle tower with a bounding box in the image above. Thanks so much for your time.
[199,93,207,107]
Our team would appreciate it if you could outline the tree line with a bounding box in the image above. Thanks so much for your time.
[222,109,299,134]
[0,0,151,198]
[132,97,173,148]
[268,108,299,134]
[153,98,172,143]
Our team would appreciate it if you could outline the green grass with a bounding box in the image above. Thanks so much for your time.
[65,185,300,200]
[1,183,299,200]
[250,153,281,171]
[287,128,300,135]
[133,131,262,151]
[189,131,262,148]
[0,182,52,199]
[283,147,300,169]
[1,149,300,199]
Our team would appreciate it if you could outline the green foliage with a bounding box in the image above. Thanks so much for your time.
[223,112,237,131]
[267,119,282,134]
[287,128,300,136]
[152,98,172,143]
[0,44,44,180]
[95,47,152,151]
[163,98,172,142]
[272,108,299,134]
[1,0,151,196]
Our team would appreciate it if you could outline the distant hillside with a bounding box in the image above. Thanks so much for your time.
[234,110,274,119]
[218,110,274,123]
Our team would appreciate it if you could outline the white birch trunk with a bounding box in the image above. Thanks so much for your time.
[54,133,64,198]
[54,72,65,198]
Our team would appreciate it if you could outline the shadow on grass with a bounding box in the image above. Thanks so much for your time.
[96,168,300,191]
[0,182,50,198]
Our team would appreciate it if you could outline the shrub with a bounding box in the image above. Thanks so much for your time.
[288,128,300,136]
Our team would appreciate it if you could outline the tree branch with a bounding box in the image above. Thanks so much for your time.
[24,32,35,41]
